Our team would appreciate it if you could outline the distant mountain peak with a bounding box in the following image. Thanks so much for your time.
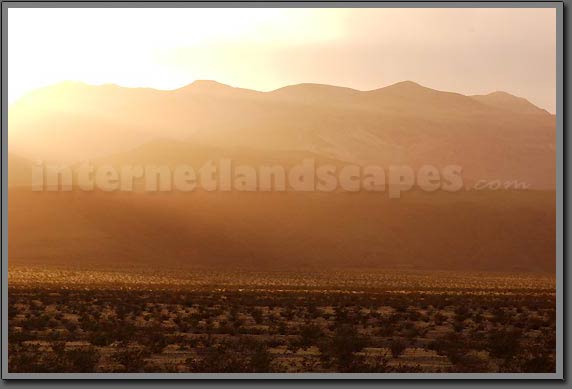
[374,80,436,94]
[272,82,358,92]
[178,80,233,92]
[486,91,515,97]
[192,79,228,87]
[471,91,549,115]
[387,80,424,88]
[174,80,263,98]
[481,91,531,102]
[269,83,360,104]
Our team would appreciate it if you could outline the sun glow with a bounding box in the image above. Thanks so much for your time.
[8,8,345,104]
[8,7,556,111]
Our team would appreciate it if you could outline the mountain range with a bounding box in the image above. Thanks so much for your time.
[9,80,555,188]
[7,80,556,272]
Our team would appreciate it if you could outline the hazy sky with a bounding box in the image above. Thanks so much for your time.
[9,8,556,111]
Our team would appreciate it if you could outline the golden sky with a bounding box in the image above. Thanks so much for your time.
[8,8,556,112]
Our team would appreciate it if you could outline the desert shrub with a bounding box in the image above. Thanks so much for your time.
[112,347,150,373]
[487,328,521,360]
[299,323,323,347]
[389,338,408,358]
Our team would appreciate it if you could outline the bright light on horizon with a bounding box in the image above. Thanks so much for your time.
[8,7,556,112]
[8,8,346,104]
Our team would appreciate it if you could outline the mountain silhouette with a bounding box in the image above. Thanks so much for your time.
[7,80,556,272]
[9,80,555,188]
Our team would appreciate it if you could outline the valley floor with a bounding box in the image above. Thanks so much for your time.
[7,266,556,374]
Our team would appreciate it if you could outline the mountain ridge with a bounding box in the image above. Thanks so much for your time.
[7,80,557,272]
[9,79,556,189]
[12,79,551,113]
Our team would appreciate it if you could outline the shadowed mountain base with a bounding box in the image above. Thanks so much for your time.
[8,189,555,273]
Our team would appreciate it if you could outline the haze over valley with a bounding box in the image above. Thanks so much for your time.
[7,80,556,273]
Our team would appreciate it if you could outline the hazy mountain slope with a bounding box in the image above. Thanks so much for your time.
[7,154,35,187]
[94,138,348,169]
[8,188,555,272]
[8,80,556,188]
[7,81,557,273]
[471,91,551,115]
